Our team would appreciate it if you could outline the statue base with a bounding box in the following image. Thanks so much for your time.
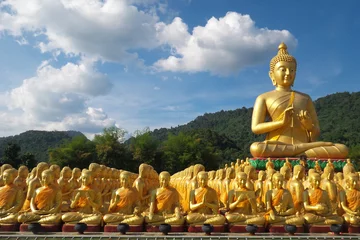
[308,225,332,233]
[0,223,19,231]
[62,224,101,232]
[228,224,265,233]
[188,225,225,233]
[146,224,185,232]
[20,224,61,232]
[104,224,143,232]
[268,225,304,233]
[347,225,360,234]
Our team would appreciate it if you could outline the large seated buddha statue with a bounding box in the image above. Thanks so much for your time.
[225,172,265,225]
[103,171,143,225]
[303,173,343,225]
[18,169,62,224]
[62,170,102,225]
[265,173,304,225]
[250,43,348,159]
[145,171,184,226]
[186,171,225,225]
[0,169,24,224]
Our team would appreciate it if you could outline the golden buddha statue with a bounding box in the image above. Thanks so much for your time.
[26,167,36,186]
[103,171,143,225]
[280,165,291,189]
[133,164,151,211]
[303,169,316,190]
[265,173,304,225]
[14,165,29,192]
[288,165,305,213]
[89,163,101,191]
[22,162,49,211]
[303,173,343,225]
[244,165,256,191]
[320,166,338,214]
[254,170,266,212]
[220,167,235,209]
[58,166,73,211]
[225,172,265,225]
[263,168,275,203]
[250,43,348,159]
[61,170,102,224]
[186,171,225,225]
[0,169,24,224]
[18,169,62,224]
[340,173,360,225]
[70,168,81,189]
[49,164,60,186]
[0,164,13,187]
[145,171,184,226]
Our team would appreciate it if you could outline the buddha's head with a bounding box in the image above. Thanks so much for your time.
[309,173,321,189]
[89,163,100,178]
[197,171,208,188]
[41,169,55,187]
[194,164,205,176]
[50,164,60,179]
[323,166,334,180]
[280,165,291,180]
[208,171,216,180]
[236,159,240,164]
[293,165,305,180]
[266,159,274,170]
[37,162,49,176]
[0,164,12,175]
[269,43,297,89]
[237,172,247,188]
[346,173,359,190]
[3,168,17,185]
[244,165,256,180]
[81,170,93,187]
[18,165,29,178]
[272,173,284,189]
[60,166,72,180]
[159,171,171,188]
[226,167,235,179]
[266,168,276,180]
[120,171,131,188]
[72,168,81,179]
[258,170,266,181]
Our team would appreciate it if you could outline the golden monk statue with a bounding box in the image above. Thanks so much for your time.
[62,170,102,224]
[225,172,265,225]
[14,165,29,192]
[303,173,343,225]
[0,169,24,224]
[250,43,348,158]
[145,171,184,226]
[186,171,225,225]
[288,165,305,213]
[18,169,62,224]
[340,173,360,225]
[320,166,338,214]
[103,171,143,225]
[265,173,304,225]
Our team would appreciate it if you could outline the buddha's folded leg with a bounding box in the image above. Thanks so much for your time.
[305,144,349,159]
[121,215,144,225]
[80,213,102,225]
[145,215,165,224]
[103,214,124,224]
[0,213,18,224]
[18,213,41,223]
[164,216,185,225]
[304,213,325,224]
[61,212,83,224]
[285,215,304,225]
[324,215,343,225]
[186,213,207,225]
[245,216,266,225]
[38,214,62,224]
[225,213,247,224]
[204,214,226,225]
[343,214,360,225]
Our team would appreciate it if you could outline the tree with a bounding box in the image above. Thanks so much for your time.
[20,152,37,169]
[0,143,21,167]
[49,135,97,169]
[130,127,159,167]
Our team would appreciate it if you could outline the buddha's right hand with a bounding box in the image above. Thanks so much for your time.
[281,106,294,126]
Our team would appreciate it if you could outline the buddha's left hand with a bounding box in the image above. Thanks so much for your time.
[298,110,313,131]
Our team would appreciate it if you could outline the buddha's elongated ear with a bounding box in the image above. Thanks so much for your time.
[269,71,276,86]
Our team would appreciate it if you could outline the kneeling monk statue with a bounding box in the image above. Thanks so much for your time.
[145,171,184,225]
[250,43,348,158]
[186,171,225,225]
[103,171,143,225]
[18,169,62,224]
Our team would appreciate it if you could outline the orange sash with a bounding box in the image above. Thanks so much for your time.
[156,187,178,212]
[195,187,208,203]
[309,189,323,206]
[347,189,360,211]
[0,185,13,208]
[111,188,139,212]
[272,189,284,206]
[35,187,54,210]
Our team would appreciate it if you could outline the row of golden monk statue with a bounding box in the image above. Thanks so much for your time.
[0,158,358,230]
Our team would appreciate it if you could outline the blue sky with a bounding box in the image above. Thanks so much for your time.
[0,0,359,138]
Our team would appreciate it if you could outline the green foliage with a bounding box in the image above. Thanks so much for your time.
[129,127,159,166]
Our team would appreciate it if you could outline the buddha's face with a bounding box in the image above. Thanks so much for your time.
[41,172,54,187]
[73,169,81,179]
[237,175,247,188]
[347,176,358,190]
[62,168,72,179]
[198,173,208,188]
[159,174,170,188]
[120,173,130,188]
[310,175,321,189]
[81,172,93,186]
[272,175,284,189]
[270,61,296,88]
[19,168,29,178]
[3,171,15,185]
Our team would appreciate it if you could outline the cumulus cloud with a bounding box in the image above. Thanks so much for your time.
[154,12,297,75]
[0,0,161,63]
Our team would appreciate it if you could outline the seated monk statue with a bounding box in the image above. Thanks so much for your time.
[250,43,348,159]
[62,170,102,225]
[0,164,13,187]
[303,173,343,225]
[14,165,29,192]
[145,171,185,226]
[288,165,305,213]
[18,169,62,224]
[103,171,143,225]
[225,172,265,225]
[186,171,226,225]
[0,169,24,224]
[340,173,360,225]
[320,166,338,214]
[254,170,266,212]
[265,173,304,225]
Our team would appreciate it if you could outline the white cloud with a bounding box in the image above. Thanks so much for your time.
[154,86,160,90]
[154,12,297,75]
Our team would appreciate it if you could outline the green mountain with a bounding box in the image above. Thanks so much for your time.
[0,130,85,162]
[151,91,360,157]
